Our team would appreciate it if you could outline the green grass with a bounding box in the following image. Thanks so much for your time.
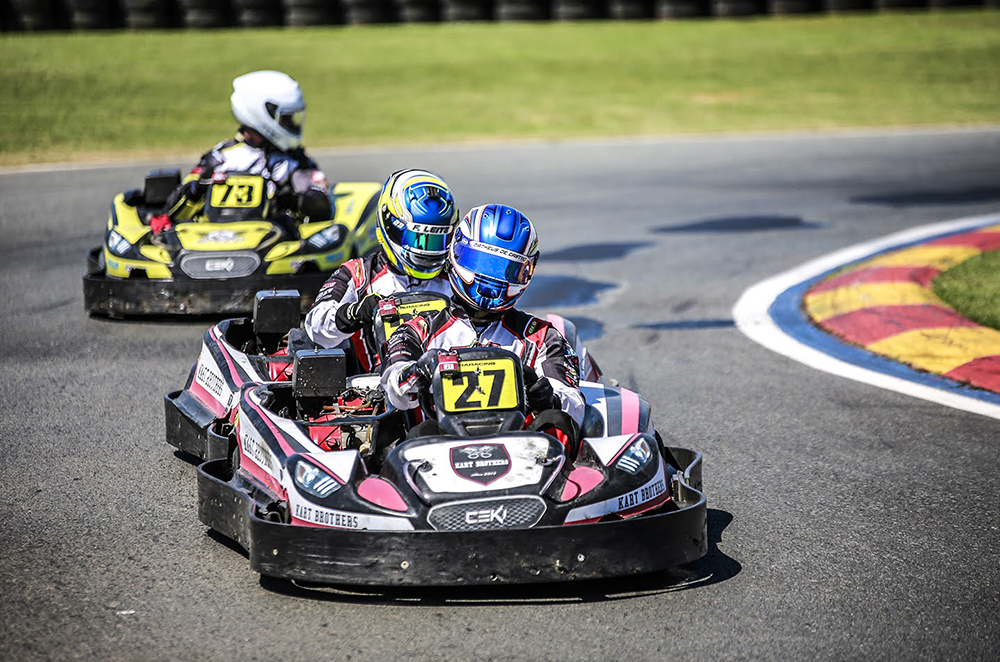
[1,10,999,164]
[933,250,1000,330]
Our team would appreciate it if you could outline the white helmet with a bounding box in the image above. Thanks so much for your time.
[230,70,306,152]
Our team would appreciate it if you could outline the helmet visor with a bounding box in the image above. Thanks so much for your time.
[452,240,534,286]
[278,110,305,135]
[400,226,451,254]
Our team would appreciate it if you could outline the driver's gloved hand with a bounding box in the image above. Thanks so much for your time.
[334,293,381,333]
[524,365,557,412]
[399,349,441,394]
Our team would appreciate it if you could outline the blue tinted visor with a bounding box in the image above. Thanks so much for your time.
[401,226,450,254]
[452,240,534,285]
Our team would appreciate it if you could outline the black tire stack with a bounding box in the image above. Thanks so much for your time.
[66,0,122,28]
[10,0,70,30]
[178,0,231,27]
[494,0,548,20]
[440,0,490,19]
[341,0,395,22]
[657,0,708,17]
[121,0,180,28]
[232,0,283,26]
[284,0,337,26]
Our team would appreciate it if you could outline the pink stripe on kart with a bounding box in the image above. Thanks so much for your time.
[619,387,640,436]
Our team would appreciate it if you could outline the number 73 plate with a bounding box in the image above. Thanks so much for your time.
[439,358,519,413]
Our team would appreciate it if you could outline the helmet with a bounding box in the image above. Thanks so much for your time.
[448,204,539,312]
[230,71,306,152]
[376,169,459,279]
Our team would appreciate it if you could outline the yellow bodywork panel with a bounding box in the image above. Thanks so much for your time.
[110,194,150,243]
[331,182,381,232]
[869,327,1000,375]
[805,282,944,322]
[265,241,304,263]
[174,221,273,250]
[139,245,171,263]
[103,249,172,279]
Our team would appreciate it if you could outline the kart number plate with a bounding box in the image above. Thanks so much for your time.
[439,358,519,413]
[381,299,449,338]
[209,175,265,209]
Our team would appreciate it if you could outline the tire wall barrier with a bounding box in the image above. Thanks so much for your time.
[1,0,993,30]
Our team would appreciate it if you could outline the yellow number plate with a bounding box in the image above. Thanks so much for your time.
[439,358,519,413]
[381,299,449,338]
[209,175,265,209]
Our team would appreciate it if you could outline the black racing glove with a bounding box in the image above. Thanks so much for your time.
[334,294,381,333]
[399,349,441,393]
[523,364,558,413]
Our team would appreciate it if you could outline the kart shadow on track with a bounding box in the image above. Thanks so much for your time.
[252,509,739,605]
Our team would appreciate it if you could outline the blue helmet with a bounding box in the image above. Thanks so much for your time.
[376,169,459,279]
[448,204,539,312]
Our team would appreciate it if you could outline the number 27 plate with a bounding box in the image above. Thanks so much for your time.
[439,358,519,412]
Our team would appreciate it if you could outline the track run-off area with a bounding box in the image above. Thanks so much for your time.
[1,128,998,661]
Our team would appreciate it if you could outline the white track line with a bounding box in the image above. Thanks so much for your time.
[732,212,1000,420]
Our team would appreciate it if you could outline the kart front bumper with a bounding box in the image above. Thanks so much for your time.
[196,448,707,586]
[82,266,328,318]
[164,390,229,461]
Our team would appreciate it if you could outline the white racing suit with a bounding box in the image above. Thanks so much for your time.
[304,252,452,372]
[164,133,331,222]
[381,304,586,428]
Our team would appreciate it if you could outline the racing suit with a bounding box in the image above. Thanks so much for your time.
[163,130,332,223]
[304,252,452,372]
[381,302,586,442]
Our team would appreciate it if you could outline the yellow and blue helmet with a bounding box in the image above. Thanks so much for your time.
[375,169,459,279]
[448,204,539,312]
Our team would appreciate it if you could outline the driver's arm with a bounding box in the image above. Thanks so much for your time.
[533,325,586,427]
[380,316,432,411]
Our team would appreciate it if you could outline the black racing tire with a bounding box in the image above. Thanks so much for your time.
[608,0,653,18]
[711,0,760,14]
[342,0,395,23]
[874,0,924,7]
[286,6,333,23]
[395,0,439,21]
[494,0,548,20]
[181,7,231,26]
[237,7,282,24]
[656,0,708,16]
[822,0,871,9]
[767,0,817,11]
[440,0,491,19]
[552,0,603,19]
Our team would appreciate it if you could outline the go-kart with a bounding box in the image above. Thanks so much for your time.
[82,169,381,318]
[167,294,707,586]
[164,289,603,463]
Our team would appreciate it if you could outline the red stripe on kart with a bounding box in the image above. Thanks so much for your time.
[944,355,1000,393]
[809,265,941,294]
[188,380,228,419]
[619,388,640,436]
[818,304,979,346]
[241,453,284,496]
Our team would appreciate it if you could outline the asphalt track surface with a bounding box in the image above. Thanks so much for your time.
[2,128,999,662]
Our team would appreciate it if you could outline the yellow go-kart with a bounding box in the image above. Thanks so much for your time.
[82,169,381,318]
